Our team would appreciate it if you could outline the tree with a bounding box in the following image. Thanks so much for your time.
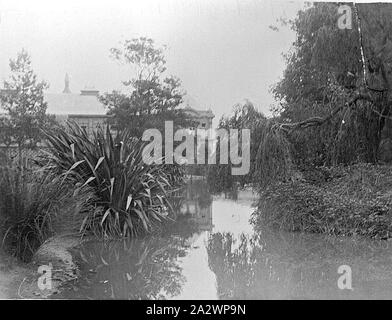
[100,37,192,138]
[0,49,53,160]
[207,101,266,192]
[254,3,392,185]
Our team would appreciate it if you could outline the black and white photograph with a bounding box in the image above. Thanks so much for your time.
[1,0,392,304]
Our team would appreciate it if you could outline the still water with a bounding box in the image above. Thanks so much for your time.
[59,180,392,299]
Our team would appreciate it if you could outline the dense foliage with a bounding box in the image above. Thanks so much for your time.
[207,101,266,192]
[42,123,183,238]
[253,164,392,239]
[249,3,392,238]
[250,3,392,187]
[0,165,95,260]
[271,3,385,167]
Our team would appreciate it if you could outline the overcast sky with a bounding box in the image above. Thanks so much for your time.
[0,0,306,125]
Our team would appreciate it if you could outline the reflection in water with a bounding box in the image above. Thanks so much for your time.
[207,230,392,299]
[61,212,201,299]
[59,179,213,300]
[178,179,214,231]
[58,180,392,299]
[62,237,188,299]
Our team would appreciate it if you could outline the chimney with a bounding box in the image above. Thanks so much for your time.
[63,73,71,93]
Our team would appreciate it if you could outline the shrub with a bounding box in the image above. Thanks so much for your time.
[0,165,95,261]
[252,164,392,239]
[41,123,183,237]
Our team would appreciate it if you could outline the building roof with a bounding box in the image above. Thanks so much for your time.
[68,114,112,119]
[184,106,214,119]
[45,93,107,115]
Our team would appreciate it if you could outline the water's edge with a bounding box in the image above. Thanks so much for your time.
[15,234,84,299]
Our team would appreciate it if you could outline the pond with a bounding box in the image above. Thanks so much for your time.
[58,179,392,299]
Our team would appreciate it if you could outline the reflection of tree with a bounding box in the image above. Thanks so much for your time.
[223,187,238,201]
[61,234,192,300]
[207,230,392,299]
[207,233,256,299]
[187,179,213,210]
[169,179,213,215]
[163,214,199,238]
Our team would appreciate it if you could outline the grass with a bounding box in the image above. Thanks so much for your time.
[252,163,392,239]
[0,165,96,261]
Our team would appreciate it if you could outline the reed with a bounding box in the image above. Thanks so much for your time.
[0,165,95,261]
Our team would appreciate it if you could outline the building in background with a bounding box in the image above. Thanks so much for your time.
[46,75,112,138]
[2,75,215,140]
[184,106,214,130]
[47,75,215,137]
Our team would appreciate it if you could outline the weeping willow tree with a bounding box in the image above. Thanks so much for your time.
[206,101,266,192]
[254,2,392,187]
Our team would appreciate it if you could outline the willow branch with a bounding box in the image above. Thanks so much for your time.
[274,92,373,133]
[371,106,392,121]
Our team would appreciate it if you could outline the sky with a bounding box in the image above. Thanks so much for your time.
[0,0,307,125]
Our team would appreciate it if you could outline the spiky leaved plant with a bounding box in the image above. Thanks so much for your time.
[42,122,183,237]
